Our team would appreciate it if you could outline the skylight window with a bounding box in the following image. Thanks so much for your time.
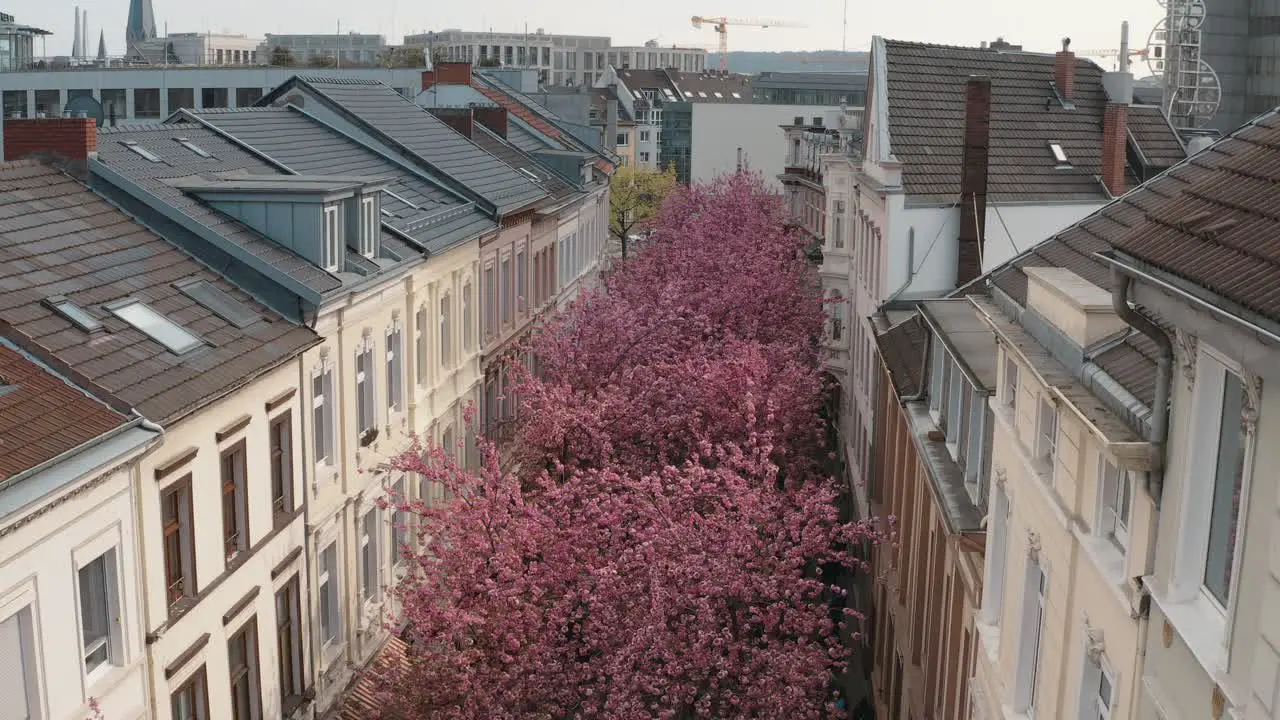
[175,137,214,158]
[713,91,723,98]
[109,300,203,354]
[1049,142,1070,166]
[44,295,101,333]
[697,91,707,98]
[517,167,543,183]
[121,140,163,163]
[174,278,259,329]
[381,208,397,218]
[731,92,741,99]
[633,90,642,99]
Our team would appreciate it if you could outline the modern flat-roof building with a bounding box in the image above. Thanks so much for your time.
[258,32,388,67]
[130,33,263,66]
[0,65,426,155]
[753,71,867,107]
[0,12,51,72]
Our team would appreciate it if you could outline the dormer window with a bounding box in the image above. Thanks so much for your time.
[359,196,377,259]
[1049,142,1071,168]
[322,204,341,272]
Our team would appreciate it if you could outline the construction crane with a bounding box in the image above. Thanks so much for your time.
[691,15,806,72]
[1074,46,1150,70]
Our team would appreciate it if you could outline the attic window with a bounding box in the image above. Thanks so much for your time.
[731,92,741,99]
[174,278,259,329]
[713,91,723,98]
[109,300,203,354]
[359,196,378,259]
[381,208,397,218]
[175,137,214,158]
[44,296,102,333]
[697,91,707,98]
[517,167,543,183]
[1049,142,1071,166]
[121,140,163,163]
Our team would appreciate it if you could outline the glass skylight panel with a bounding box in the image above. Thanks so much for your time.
[121,140,163,163]
[175,137,214,158]
[731,92,741,98]
[1049,142,1070,164]
[713,92,723,98]
[517,167,542,183]
[45,296,102,333]
[111,300,203,354]
[698,91,707,98]
[174,278,259,329]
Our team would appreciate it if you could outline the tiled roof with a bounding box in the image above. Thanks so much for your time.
[667,70,753,104]
[182,107,495,253]
[1128,105,1186,169]
[95,124,343,296]
[1109,113,1280,325]
[0,341,128,482]
[0,161,319,423]
[269,77,548,214]
[471,125,580,208]
[873,313,929,398]
[338,635,409,720]
[506,118,564,154]
[881,39,1185,203]
[472,74,616,175]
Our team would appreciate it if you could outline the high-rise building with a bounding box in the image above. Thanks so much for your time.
[125,0,156,48]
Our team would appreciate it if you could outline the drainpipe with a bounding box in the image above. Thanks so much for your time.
[1109,266,1172,508]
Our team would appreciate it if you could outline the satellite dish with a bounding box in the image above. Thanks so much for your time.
[63,95,105,127]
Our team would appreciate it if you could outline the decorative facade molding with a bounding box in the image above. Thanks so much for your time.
[1026,530,1042,561]
[993,466,1008,490]
[1240,371,1263,437]
[1175,329,1198,388]
[1083,616,1106,663]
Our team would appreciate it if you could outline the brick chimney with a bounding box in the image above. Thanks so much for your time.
[421,61,474,91]
[956,76,992,287]
[1100,24,1134,197]
[1054,38,1075,100]
[474,106,508,138]
[426,107,474,138]
[3,117,98,163]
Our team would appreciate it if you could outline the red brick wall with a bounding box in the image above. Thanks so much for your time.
[1054,49,1075,100]
[3,117,97,162]
[435,62,472,85]
[474,106,508,138]
[1102,103,1129,197]
[427,107,474,138]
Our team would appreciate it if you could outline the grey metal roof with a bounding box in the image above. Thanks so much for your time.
[267,77,548,214]
[94,123,343,296]
[918,299,998,390]
[182,107,496,253]
[471,125,581,209]
[506,117,564,154]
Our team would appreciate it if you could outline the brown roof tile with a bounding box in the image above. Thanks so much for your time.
[0,342,128,481]
[882,40,1186,204]
[0,161,320,424]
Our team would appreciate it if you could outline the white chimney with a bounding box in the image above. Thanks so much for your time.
[72,6,82,58]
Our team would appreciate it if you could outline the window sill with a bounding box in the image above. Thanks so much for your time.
[320,639,347,671]
[1072,529,1133,614]
[975,618,1001,664]
[1147,579,1229,684]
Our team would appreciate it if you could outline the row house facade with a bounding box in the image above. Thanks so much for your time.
[3,63,612,720]
[830,36,1186,520]
[870,90,1280,720]
[0,154,321,720]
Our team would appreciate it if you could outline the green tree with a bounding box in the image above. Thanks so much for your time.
[609,163,678,258]
[477,56,501,68]
[269,45,295,67]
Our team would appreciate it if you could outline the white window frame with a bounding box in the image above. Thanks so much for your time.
[981,483,1011,627]
[440,291,453,369]
[1003,353,1019,413]
[318,542,340,647]
[1013,558,1047,714]
[322,204,341,272]
[78,548,122,680]
[414,305,428,388]
[1097,455,1132,553]
[385,324,402,413]
[312,361,334,467]
[391,477,408,570]
[639,129,650,142]
[359,196,377,258]
[1035,396,1059,470]
[360,508,380,605]
[1173,347,1255,620]
[0,602,41,720]
[462,281,474,351]
[1078,650,1117,720]
[355,340,376,435]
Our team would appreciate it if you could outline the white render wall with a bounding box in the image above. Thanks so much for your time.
[690,104,845,189]
[0,453,155,720]
[138,359,312,720]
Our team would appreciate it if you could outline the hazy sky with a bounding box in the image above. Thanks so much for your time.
[22,0,1163,67]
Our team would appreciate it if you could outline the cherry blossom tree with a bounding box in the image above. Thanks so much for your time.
[373,172,875,718]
